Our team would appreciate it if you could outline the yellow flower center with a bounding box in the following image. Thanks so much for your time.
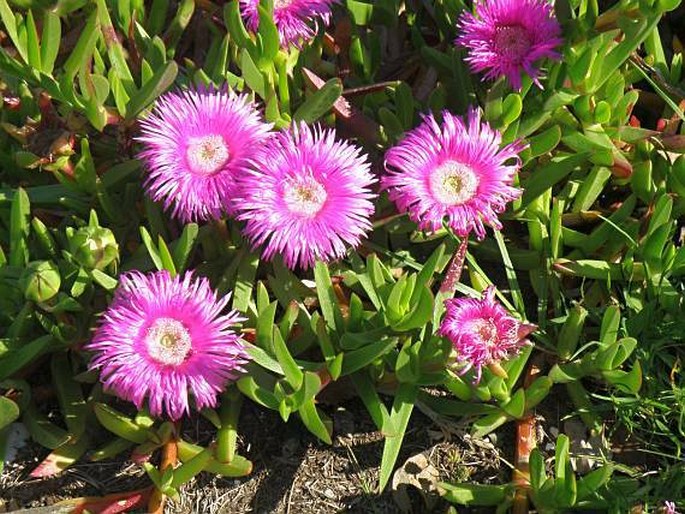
[283,175,328,217]
[470,318,499,348]
[186,134,230,175]
[146,317,192,366]
[430,161,479,206]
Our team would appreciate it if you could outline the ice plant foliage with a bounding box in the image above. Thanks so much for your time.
[455,0,563,90]
[137,87,272,222]
[86,271,249,420]
[383,108,525,239]
[240,0,337,48]
[439,286,534,381]
[236,122,376,269]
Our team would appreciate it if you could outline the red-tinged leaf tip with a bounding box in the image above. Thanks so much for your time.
[67,487,153,514]
[517,322,537,340]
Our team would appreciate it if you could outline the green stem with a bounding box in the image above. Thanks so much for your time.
[565,381,603,435]
[275,53,290,115]
[216,388,242,464]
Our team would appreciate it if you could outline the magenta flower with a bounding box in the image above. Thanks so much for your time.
[240,0,337,48]
[665,501,679,514]
[236,122,376,269]
[86,271,249,420]
[439,286,534,382]
[137,87,272,222]
[382,108,524,239]
[455,0,563,90]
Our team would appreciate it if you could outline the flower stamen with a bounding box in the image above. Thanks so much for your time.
[493,25,533,64]
[283,175,328,217]
[146,317,192,366]
[430,160,480,206]
[469,318,499,348]
[186,135,230,175]
[273,0,293,8]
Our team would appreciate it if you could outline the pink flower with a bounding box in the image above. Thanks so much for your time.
[439,286,534,381]
[665,501,679,514]
[235,122,376,269]
[137,87,272,222]
[86,271,249,420]
[240,0,337,48]
[382,108,524,239]
[455,0,563,90]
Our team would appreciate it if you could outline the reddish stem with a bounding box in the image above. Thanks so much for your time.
[147,429,179,514]
[512,356,544,514]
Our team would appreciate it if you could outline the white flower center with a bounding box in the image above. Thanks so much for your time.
[145,317,192,366]
[274,0,293,8]
[186,134,230,175]
[493,25,532,62]
[470,318,499,348]
[283,176,328,217]
[429,161,479,206]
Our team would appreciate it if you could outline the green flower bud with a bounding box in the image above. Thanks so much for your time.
[69,226,119,270]
[19,261,61,303]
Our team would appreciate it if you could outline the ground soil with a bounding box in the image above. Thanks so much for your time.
[0,396,522,514]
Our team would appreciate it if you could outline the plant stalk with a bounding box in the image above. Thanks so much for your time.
[148,424,179,514]
[512,355,543,514]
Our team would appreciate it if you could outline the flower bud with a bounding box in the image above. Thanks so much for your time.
[69,226,119,270]
[19,261,61,303]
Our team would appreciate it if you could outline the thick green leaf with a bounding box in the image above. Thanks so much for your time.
[140,227,163,271]
[341,336,397,376]
[236,374,280,409]
[391,285,434,332]
[577,465,613,500]
[240,49,266,98]
[599,306,621,345]
[24,406,70,449]
[557,304,588,360]
[93,403,157,444]
[30,435,88,477]
[0,397,19,430]
[298,399,332,444]
[0,336,54,381]
[125,60,178,120]
[472,412,509,438]
[256,5,279,65]
[10,187,30,267]
[232,249,260,313]
[51,353,87,438]
[171,223,199,273]
[177,440,252,477]
[0,0,27,62]
[156,236,177,276]
[378,384,417,491]
[294,78,343,123]
[521,153,589,208]
[25,9,41,70]
[314,260,341,331]
[94,0,132,94]
[224,0,253,49]
[501,388,525,418]
[439,482,509,506]
[272,329,304,390]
